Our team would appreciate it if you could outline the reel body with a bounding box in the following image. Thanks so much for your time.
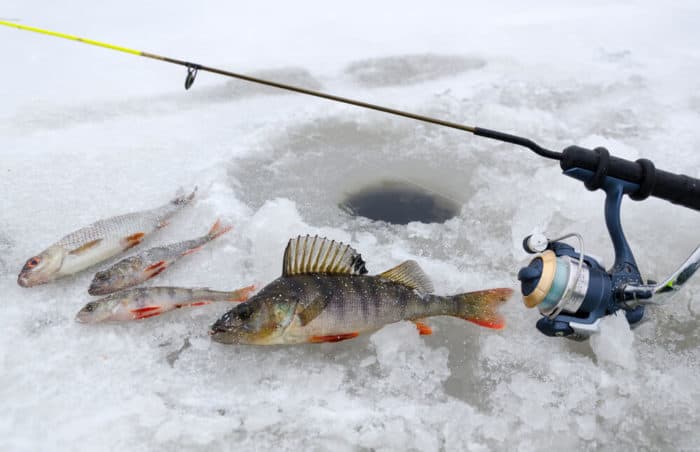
[518,163,650,339]
[519,235,645,339]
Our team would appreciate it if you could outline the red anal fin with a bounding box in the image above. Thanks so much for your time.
[463,317,505,330]
[188,301,211,307]
[412,320,433,335]
[183,245,204,256]
[144,261,168,279]
[309,332,359,343]
[124,232,145,249]
[130,306,163,320]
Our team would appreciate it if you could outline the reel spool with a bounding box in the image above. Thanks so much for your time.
[521,236,592,316]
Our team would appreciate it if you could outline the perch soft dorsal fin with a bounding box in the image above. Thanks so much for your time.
[379,260,434,295]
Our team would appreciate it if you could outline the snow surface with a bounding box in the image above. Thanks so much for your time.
[2,1,700,450]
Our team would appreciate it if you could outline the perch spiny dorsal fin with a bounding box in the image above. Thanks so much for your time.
[282,235,368,277]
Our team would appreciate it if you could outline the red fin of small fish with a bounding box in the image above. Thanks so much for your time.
[130,306,163,320]
[131,306,160,313]
[309,332,359,343]
[183,245,204,256]
[144,261,168,279]
[412,320,433,335]
[151,267,167,278]
[229,285,256,302]
[124,232,145,249]
[207,219,233,240]
[136,312,162,320]
[145,261,165,271]
[188,301,211,307]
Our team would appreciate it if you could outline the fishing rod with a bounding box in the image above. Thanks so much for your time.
[3,20,700,339]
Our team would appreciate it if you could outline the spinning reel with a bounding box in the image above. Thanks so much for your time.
[517,146,700,339]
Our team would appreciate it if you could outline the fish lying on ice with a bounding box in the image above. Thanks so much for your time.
[210,235,512,345]
[18,188,197,288]
[76,285,256,323]
[88,219,232,296]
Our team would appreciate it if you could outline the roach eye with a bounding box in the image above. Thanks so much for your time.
[27,258,41,268]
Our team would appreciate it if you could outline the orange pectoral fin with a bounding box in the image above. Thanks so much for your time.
[182,245,204,256]
[309,332,359,343]
[130,305,163,320]
[144,260,168,279]
[412,320,433,335]
[123,232,146,249]
[188,301,211,307]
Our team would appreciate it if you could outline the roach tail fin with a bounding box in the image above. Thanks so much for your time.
[171,186,198,206]
[450,288,513,330]
[207,218,233,241]
[227,284,256,302]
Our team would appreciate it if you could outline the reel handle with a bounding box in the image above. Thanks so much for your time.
[560,146,700,211]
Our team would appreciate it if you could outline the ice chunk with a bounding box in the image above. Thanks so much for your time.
[590,312,637,370]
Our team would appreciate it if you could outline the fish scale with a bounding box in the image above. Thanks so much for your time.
[56,211,161,249]
[76,285,255,323]
[18,188,196,287]
[88,219,232,295]
[210,235,512,345]
[292,275,426,338]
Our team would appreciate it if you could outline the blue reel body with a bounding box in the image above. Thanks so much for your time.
[518,167,647,338]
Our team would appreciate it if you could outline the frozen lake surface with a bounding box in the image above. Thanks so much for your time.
[1,1,700,450]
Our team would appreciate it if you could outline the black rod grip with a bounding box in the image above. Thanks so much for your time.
[561,146,700,211]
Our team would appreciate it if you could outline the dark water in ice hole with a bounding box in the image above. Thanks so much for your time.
[341,180,459,225]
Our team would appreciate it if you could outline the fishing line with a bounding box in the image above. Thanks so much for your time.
[2,20,699,213]
[0,20,561,161]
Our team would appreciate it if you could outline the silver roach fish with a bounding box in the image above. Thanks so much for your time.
[18,188,197,287]
[88,219,232,295]
[76,285,256,323]
[210,235,513,345]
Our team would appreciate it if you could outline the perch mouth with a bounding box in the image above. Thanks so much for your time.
[340,180,459,225]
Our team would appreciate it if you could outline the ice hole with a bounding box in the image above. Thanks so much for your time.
[341,180,459,225]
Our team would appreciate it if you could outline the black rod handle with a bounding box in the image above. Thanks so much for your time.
[561,146,700,211]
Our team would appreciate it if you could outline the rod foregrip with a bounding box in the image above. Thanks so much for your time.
[561,146,700,212]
